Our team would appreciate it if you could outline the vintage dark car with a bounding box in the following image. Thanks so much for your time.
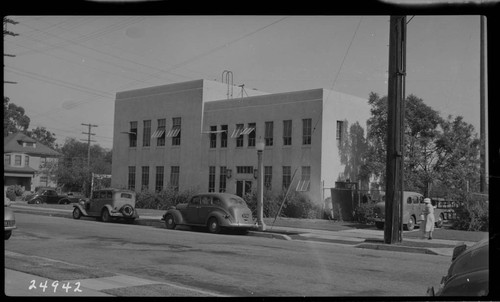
[373,191,445,231]
[26,189,81,204]
[427,238,489,296]
[162,193,257,234]
[72,188,138,223]
[4,192,16,240]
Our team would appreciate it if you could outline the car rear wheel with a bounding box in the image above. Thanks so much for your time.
[207,217,221,234]
[73,207,82,219]
[34,198,42,204]
[101,208,111,223]
[165,214,176,229]
[375,222,384,230]
[404,216,415,231]
[59,199,70,205]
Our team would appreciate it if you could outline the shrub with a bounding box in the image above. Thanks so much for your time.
[280,191,314,219]
[452,196,488,232]
[353,202,377,224]
[6,185,24,201]
[243,190,281,218]
[135,186,197,210]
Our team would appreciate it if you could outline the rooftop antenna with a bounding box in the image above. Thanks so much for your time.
[238,84,249,99]
[222,70,233,99]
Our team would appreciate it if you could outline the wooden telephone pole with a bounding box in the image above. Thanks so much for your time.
[384,16,407,244]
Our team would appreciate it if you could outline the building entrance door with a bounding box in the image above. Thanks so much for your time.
[236,180,252,197]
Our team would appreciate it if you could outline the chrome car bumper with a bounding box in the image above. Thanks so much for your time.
[4,220,16,231]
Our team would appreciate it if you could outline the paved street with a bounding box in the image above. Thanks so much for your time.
[5,212,456,297]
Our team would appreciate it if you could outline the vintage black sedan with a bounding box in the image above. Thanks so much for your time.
[162,193,257,234]
[427,237,489,296]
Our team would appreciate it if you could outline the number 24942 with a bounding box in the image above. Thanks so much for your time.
[29,280,82,293]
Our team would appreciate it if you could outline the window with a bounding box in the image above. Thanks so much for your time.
[40,157,47,168]
[248,123,256,147]
[14,155,22,166]
[208,166,216,192]
[143,120,151,147]
[219,166,227,192]
[154,118,166,147]
[40,175,48,184]
[25,156,30,167]
[296,166,310,191]
[264,166,272,190]
[170,166,180,190]
[220,125,228,148]
[128,166,136,190]
[336,120,344,141]
[155,166,164,192]
[170,117,182,146]
[302,118,312,145]
[236,166,254,174]
[407,197,412,204]
[265,122,274,146]
[4,155,10,166]
[282,166,292,190]
[210,126,217,148]
[129,121,138,147]
[235,124,244,147]
[141,166,149,190]
[283,120,292,146]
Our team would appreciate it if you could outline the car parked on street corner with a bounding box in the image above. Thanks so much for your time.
[72,188,138,223]
[26,188,81,204]
[427,238,489,296]
[162,192,257,234]
[4,192,16,240]
[372,191,445,231]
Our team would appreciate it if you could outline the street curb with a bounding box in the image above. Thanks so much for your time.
[248,231,292,240]
[355,242,440,255]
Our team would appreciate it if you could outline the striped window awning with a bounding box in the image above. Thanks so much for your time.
[296,180,310,192]
[151,129,165,138]
[166,127,181,138]
[231,127,254,138]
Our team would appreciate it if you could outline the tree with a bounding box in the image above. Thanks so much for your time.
[4,97,30,134]
[55,137,112,194]
[363,93,444,194]
[434,115,480,198]
[25,127,58,149]
[338,121,369,187]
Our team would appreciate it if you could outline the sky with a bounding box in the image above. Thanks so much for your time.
[4,15,485,150]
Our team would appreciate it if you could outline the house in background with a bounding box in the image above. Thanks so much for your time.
[4,132,60,191]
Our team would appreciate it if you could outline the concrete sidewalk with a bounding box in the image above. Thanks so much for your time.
[10,204,476,257]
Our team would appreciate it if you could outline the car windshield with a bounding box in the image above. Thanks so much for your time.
[228,197,247,206]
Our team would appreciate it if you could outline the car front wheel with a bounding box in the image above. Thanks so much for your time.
[5,231,12,240]
[73,207,82,219]
[165,214,176,229]
[101,208,111,223]
[207,217,221,234]
[34,198,42,204]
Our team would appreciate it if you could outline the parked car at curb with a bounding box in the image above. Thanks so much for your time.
[162,193,257,234]
[372,191,445,231]
[26,189,81,204]
[72,188,138,223]
[427,238,489,296]
[4,193,16,240]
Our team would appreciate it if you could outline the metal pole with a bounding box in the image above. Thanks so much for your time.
[480,15,486,193]
[257,149,266,231]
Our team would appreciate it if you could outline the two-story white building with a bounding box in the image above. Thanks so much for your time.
[4,132,60,191]
[111,79,370,204]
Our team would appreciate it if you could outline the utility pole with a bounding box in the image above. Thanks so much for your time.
[384,16,407,244]
[4,17,18,84]
[81,123,98,169]
[479,15,487,193]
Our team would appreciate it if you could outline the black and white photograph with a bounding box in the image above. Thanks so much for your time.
[3,3,497,298]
